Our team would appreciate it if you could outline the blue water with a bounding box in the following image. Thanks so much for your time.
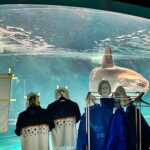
[0,4,150,149]
[0,136,21,150]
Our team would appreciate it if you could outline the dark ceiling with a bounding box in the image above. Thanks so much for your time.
[0,0,150,19]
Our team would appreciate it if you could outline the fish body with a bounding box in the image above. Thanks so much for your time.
[89,46,149,93]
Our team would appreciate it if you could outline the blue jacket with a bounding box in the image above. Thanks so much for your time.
[104,107,127,150]
[76,98,114,150]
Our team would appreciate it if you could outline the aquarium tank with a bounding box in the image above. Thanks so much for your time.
[0,4,150,150]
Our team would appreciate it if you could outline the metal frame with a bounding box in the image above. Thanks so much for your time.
[85,92,150,150]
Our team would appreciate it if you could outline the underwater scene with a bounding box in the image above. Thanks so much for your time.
[0,5,150,150]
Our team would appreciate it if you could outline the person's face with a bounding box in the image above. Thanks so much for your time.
[115,88,128,106]
[101,83,110,97]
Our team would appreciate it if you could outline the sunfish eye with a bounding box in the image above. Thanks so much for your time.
[137,82,143,86]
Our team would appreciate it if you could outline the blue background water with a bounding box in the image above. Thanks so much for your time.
[0,5,150,150]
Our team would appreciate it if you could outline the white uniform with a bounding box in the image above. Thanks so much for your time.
[21,124,49,150]
[51,117,77,150]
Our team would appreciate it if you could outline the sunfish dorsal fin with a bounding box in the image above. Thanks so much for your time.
[101,46,114,68]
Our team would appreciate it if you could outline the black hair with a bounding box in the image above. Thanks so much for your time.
[28,95,37,106]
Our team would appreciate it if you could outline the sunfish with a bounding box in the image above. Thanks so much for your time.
[89,46,149,93]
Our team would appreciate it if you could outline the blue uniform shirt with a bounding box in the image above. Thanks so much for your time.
[76,98,114,150]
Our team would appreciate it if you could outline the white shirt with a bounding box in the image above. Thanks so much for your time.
[21,124,49,150]
[51,117,77,150]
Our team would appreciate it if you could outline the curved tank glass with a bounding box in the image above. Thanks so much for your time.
[0,4,150,150]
